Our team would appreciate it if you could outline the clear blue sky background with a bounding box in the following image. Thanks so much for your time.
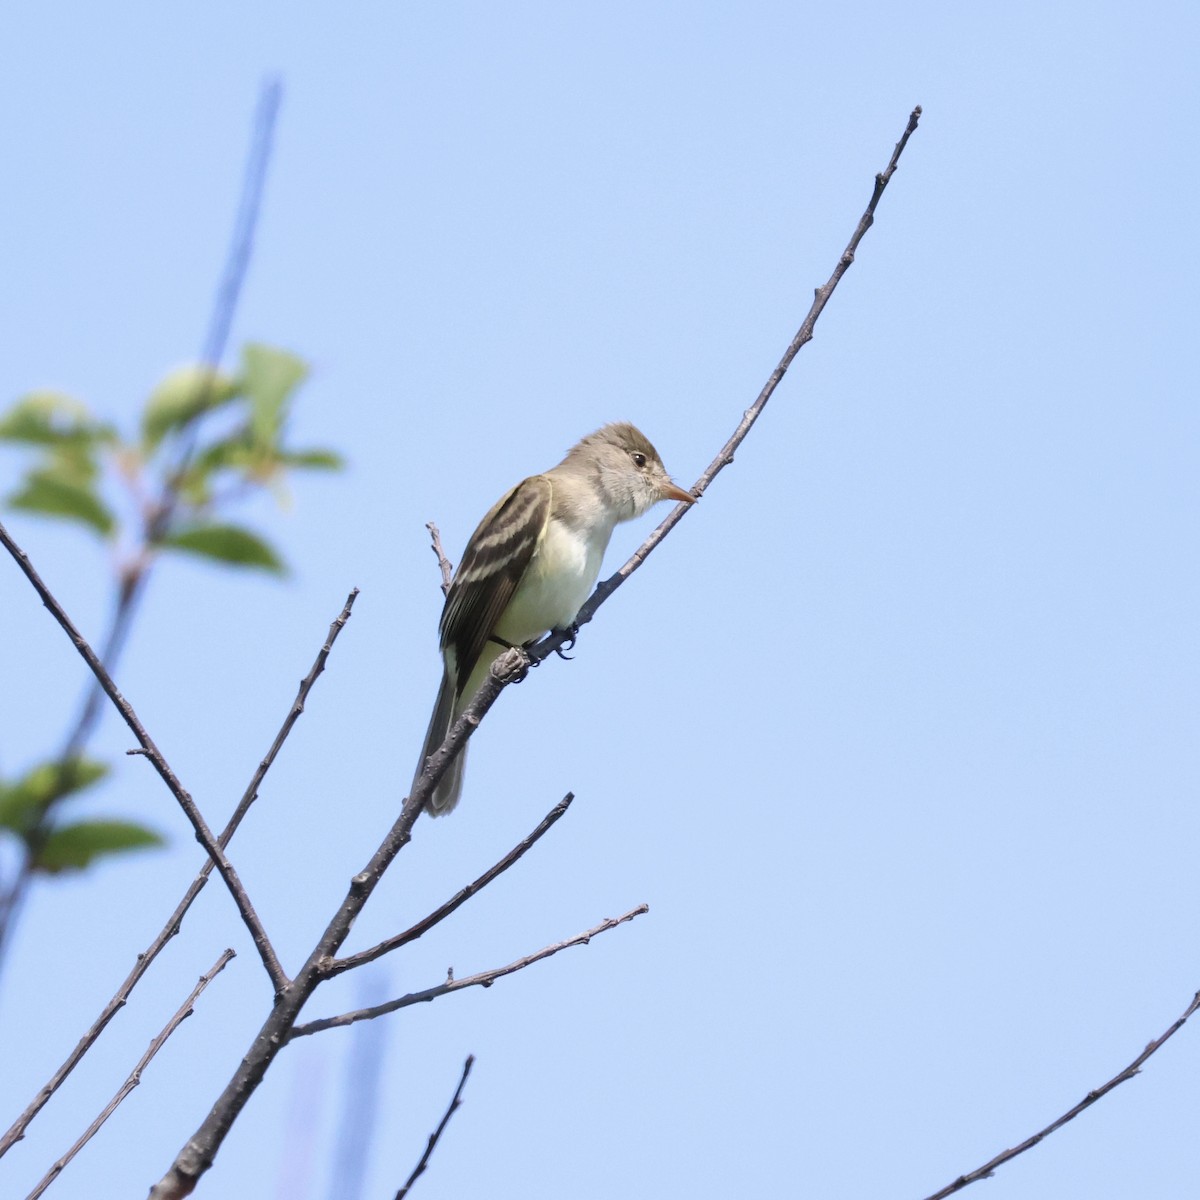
[2,3,1198,1199]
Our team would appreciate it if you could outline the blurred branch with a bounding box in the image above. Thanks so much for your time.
[394,1056,474,1200]
[290,906,649,1041]
[0,78,285,971]
[0,520,288,993]
[425,522,453,597]
[922,985,1200,1199]
[199,79,282,372]
[147,106,922,1198]
[0,589,357,1158]
[26,948,235,1200]
[326,793,574,978]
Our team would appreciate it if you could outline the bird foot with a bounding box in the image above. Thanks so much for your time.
[553,624,579,660]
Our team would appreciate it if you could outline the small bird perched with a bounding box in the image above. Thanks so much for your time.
[414,422,695,816]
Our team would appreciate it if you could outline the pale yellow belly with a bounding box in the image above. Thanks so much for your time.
[494,516,608,646]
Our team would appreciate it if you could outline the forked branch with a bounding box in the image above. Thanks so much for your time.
[0,590,358,1156]
[291,906,649,1040]
[0,521,287,995]
[325,793,574,978]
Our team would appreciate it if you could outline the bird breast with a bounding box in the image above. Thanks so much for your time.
[494,514,611,646]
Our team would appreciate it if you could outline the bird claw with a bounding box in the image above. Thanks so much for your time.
[554,624,579,660]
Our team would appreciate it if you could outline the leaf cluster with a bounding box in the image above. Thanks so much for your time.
[0,342,342,575]
[0,343,343,881]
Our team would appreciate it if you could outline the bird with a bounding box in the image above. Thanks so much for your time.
[413,422,695,816]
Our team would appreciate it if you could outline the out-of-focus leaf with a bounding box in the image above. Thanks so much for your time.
[278,447,344,471]
[0,785,38,835]
[192,431,255,475]
[141,364,240,451]
[240,344,308,448]
[32,819,164,874]
[7,471,115,536]
[0,392,114,447]
[159,522,286,574]
[0,758,111,833]
[42,442,102,486]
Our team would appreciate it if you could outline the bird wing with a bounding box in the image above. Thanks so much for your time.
[439,473,553,691]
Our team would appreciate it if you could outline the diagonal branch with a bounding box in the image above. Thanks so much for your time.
[327,793,574,978]
[409,106,926,799]
[532,103,924,663]
[0,589,358,1158]
[289,905,649,1040]
[0,520,288,994]
[26,948,236,1200]
[922,984,1200,1199]
[394,1055,474,1200]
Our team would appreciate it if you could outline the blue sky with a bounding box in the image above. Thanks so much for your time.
[2,3,1198,1198]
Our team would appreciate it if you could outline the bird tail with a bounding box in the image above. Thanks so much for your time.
[412,670,468,817]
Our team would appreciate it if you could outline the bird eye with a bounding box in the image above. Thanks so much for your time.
[631,452,647,468]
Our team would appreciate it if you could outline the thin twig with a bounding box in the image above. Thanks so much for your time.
[922,986,1200,1199]
[0,520,288,995]
[290,905,649,1040]
[25,949,235,1200]
[425,522,454,597]
[395,1056,475,1200]
[147,109,922,1200]
[534,104,924,664]
[0,590,357,1157]
[326,793,574,978]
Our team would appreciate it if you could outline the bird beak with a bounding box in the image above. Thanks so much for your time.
[661,481,697,505]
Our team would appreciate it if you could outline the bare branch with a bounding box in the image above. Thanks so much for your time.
[327,793,574,978]
[0,520,288,995]
[290,905,649,1040]
[0,590,357,1157]
[26,949,235,1200]
[147,108,922,1198]
[149,718,469,1198]
[425,522,454,597]
[395,1056,474,1200]
[922,985,1200,1199]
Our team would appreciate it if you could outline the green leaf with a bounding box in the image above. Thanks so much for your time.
[7,470,115,536]
[0,392,113,447]
[194,431,252,470]
[159,522,286,574]
[278,447,345,471]
[32,819,164,874]
[0,758,111,833]
[239,344,308,448]
[141,364,240,451]
[0,784,40,835]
